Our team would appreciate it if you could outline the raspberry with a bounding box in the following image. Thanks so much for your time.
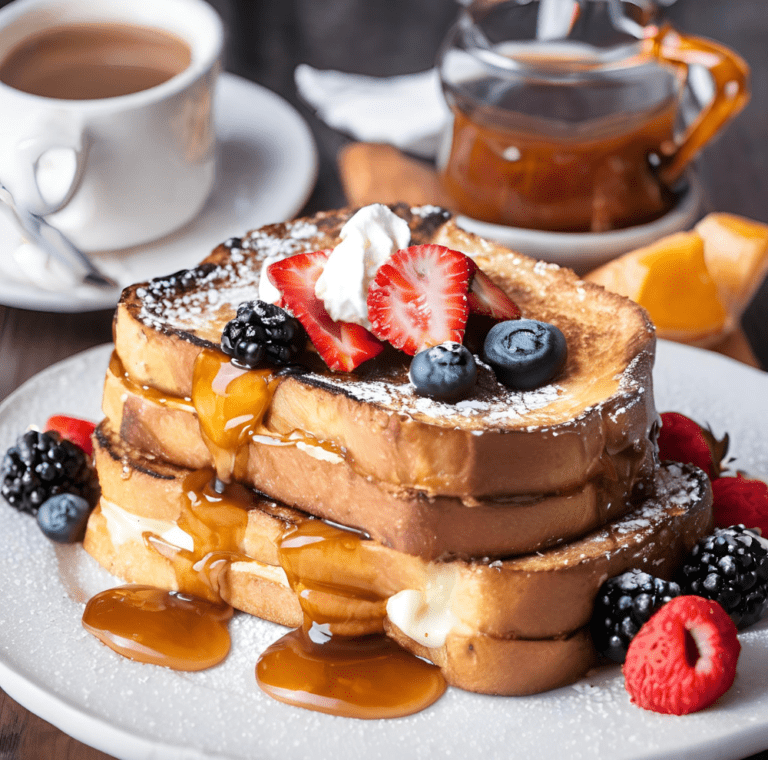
[623,595,740,715]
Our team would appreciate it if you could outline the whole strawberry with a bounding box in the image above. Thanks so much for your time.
[712,475,768,536]
[657,412,728,479]
[623,595,740,715]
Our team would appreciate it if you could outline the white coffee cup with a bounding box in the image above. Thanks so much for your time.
[0,0,223,252]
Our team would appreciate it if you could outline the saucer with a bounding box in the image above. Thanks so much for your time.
[0,73,318,313]
[456,169,703,275]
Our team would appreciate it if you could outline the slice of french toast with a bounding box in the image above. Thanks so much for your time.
[112,204,657,501]
[85,422,713,695]
[103,350,656,560]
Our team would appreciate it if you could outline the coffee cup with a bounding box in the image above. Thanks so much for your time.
[437,0,749,233]
[0,0,223,252]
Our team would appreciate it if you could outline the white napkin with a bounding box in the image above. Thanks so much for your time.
[294,64,448,159]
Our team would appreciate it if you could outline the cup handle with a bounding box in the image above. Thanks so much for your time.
[14,118,88,216]
[653,26,750,187]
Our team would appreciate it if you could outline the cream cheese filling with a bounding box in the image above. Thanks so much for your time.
[386,565,460,649]
[101,499,465,643]
[99,499,292,587]
[100,498,195,551]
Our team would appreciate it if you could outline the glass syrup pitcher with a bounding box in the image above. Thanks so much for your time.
[437,0,749,232]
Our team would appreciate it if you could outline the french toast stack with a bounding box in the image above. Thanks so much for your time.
[84,204,713,695]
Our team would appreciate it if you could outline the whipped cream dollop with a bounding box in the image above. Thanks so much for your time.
[314,203,411,328]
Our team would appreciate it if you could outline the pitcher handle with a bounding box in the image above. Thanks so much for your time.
[653,26,750,187]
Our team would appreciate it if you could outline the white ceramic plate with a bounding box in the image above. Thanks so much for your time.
[457,169,703,275]
[1,341,768,760]
[0,73,318,313]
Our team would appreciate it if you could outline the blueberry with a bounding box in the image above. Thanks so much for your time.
[409,342,477,402]
[36,493,92,543]
[482,319,567,390]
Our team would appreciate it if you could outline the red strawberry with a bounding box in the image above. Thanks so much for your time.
[267,250,383,372]
[45,415,96,456]
[466,262,521,320]
[713,474,768,535]
[367,244,471,356]
[657,412,729,479]
[623,595,740,715]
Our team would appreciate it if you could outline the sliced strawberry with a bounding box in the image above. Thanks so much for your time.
[45,415,96,456]
[367,244,471,356]
[467,262,521,320]
[267,250,383,372]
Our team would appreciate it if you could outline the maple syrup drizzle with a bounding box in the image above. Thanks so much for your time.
[145,468,253,601]
[82,470,254,668]
[94,349,447,716]
[82,585,233,671]
[109,352,195,413]
[256,520,447,719]
[191,348,281,482]
[113,348,346,470]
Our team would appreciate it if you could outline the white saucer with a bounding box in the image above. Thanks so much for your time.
[0,73,318,313]
[457,169,703,275]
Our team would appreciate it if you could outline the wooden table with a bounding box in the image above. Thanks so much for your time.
[0,0,766,757]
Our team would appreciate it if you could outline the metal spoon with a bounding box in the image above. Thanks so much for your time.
[0,182,118,290]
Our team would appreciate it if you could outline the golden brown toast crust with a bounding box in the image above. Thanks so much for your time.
[112,204,657,499]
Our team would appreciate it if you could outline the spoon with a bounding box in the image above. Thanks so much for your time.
[0,182,118,290]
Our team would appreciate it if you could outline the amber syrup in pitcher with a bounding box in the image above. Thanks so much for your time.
[440,75,679,232]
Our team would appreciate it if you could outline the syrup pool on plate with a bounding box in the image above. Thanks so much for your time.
[82,585,233,671]
[256,519,447,719]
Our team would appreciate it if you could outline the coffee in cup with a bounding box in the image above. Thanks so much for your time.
[0,22,192,100]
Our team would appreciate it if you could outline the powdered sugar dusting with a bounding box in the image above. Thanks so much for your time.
[410,205,447,218]
[136,219,320,331]
[302,363,565,423]
[577,463,702,547]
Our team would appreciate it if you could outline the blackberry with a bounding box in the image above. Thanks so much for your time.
[591,569,681,663]
[678,525,768,629]
[221,300,306,368]
[1,430,95,515]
